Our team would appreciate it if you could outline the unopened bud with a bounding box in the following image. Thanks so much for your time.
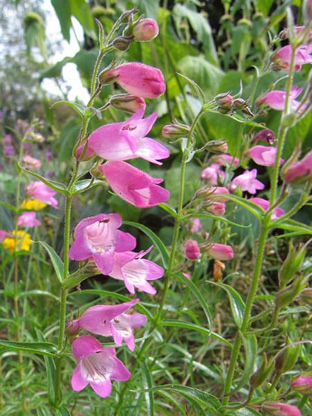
[112,36,133,51]
[233,98,248,109]
[275,340,301,375]
[279,241,306,288]
[262,402,302,416]
[99,62,118,85]
[275,275,307,311]
[133,18,159,41]
[162,123,190,139]
[250,353,274,390]
[205,140,228,153]
[110,94,146,113]
[215,92,233,113]
[299,288,312,305]
[119,8,138,24]
[200,242,234,261]
[252,129,276,145]
[184,240,200,260]
[291,374,312,394]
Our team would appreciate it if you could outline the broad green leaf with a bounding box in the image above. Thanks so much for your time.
[19,166,68,195]
[69,0,95,39]
[233,334,257,393]
[123,221,169,269]
[254,0,274,16]
[135,0,159,20]
[210,282,245,329]
[267,0,292,30]
[175,272,212,329]
[161,320,232,348]
[54,118,81,162]
[51,0,71,41]
[0,340,57,356]
[50,100,84,118]
[38,241,64,284]
[0,201,18,213]
[157,390,186,415]
[40,57,73,81]
[140,360,155,416]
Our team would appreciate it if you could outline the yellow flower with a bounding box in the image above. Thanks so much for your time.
[20,199,46,211]
[2,230,32,253]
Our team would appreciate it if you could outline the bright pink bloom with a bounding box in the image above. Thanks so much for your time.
[23,155,41,169]
[206,201,226,216]
[201,163,225,185]
[109,63,166,98]
[253,129,276,145]
[108,247,164,295]
[17,212,41,228]
[291,375,312,394]
[185,240,200,260]
[212,154,240,167]
[133,18,159,41]
[206,243,234,260]
[256,86,303,111]
[262,402,302,416]
[284,150,312,183]
[26,181,58,208]
[71,335,131,398]
[85,109,169,165]
[189,218,202,233]
[183,272,192,280]
[100,161,170,208]
[68,214,136,275]
[67,299,146,352]
[0,230,9,242]
[273,44,312,71]
[231,169,265,194]
[248,145,284,166]
[250,197,285,220]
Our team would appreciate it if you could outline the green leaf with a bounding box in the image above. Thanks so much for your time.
[69,0,95,39]
[50,100,84,118]
[210,282,245,329]
[135,0,159,19]
[140,360,155,416]
[190,213,252,229]
[0,340,57,357]
[0,201,18,213]
[36,330,56,405]
[224,194,263,220]
[161,320,232,348]
[254,0,274,16]
[51,0,71,41]
[175,272,212,329]
[40,57,73,81]
[158,203,177,218]
[19,290,58,301]
[233,334,257,393]
[71,179,105,195]
[123,221,169,269]
[38,241,64,284]
[177,72,206,103]
[54,118,81,162]
[19,166,68,195]
[273,218,312,235]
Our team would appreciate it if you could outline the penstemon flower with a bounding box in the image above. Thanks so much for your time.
[133,18,159,41]
[231,169,265,194]
[248,145,284,166]
[17,211,41,228]
[22,155,42,169]
[271,44,312,71]
[26,181,58,209]
[250,197,285,219]
[262,402,302,416]
[71,335,131,398]
[184,240,200,260]
[283,150,312,183]
[256,86,304,112]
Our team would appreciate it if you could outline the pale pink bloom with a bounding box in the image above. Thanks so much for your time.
[291,375,312,394]
[207,243,234,261]
[109,63,166,98]
[184,240,200,260]
[231,169,265,194]
[212,154,240,167]
[272,44,312,71]
[68,214,136,275]
[262,402,302,416]
[108,247,164,295]
[85,109,169,165]
[248,145,284,166]
[0,230,9,242]
[284,150,312,183]
[206,201,226,216]
[250,197,285,220]
[71,335,131,398]
[189,218,202,233]
[256,86,303,111]
[133,18,159,41]
[67,299,147,352]
[26,181,58,208]
[201,163,225,185]
[209,186,229,202]
[17,212,41,228]
[23,155,41,169]
[183,272,192,280]
[100,161,170,208]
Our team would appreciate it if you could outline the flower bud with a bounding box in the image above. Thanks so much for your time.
[200,243,234,261]
[110,94,146,113]
[291,374,312,394]
[250,353,274,390]
[99,66,119,86]
[275,276,307,312]
[162,123,190,139]
[184,240,200,260]
[275,340,301,375]
[205,140,228,154]
[252,128,276,145]
[279,241,306,288]
[299,288,312,305]
[205,201,226,216]
[215,92,233,113]
[133,18,159,41]
[262,402,302,416]
[112,36,133,51]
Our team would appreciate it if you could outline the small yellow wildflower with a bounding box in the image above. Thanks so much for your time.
[2,230,32,252]
[20,199,46,211]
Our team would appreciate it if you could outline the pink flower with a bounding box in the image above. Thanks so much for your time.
[68,214,136,275]
[100,161,170,208]
[108,247,164,295]
[256,86,303,111]
[67,299,147,351]
[209,186,229,202]
[262,402,302,416]
[189,218,202,233]
[201,163,225,185]
[184,240,200,260]
[85,109,169,165]
[183,272,192,280]
[133,18,159,41]
[0,230,9,242]
[252,129,276,145]
[206,243,234,261]
[26,181,58,208]
[272,44,312,71]
[109,63,166,98]
[250,197,285,220]
[283,150,312,183]
[248,145,284,166]
[17,212,41,228]
[291,375,312,394]
[211,154,240,167]
[206,201,226,216]
[4,145,14,156]
[23,155,41,169]
[71,335,131,398]
[231,169,265,194]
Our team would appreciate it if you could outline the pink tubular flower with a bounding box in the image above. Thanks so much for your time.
[67,299,146,351]
[23,155,41,169]
[209,186,229,202]
[248,145,284,166]
[85,109,169,165]
[231,169,265,194]
[206,201,226,216]
[283,150,312,183]
[250,197,285,220]
[100,161,170,208]
[272,44,312,71]
[109,63,166,98]
[262,402,302,416]
[189,218,202,233]
[68,213,136,275]
[206,243,234,261]
[291,375,312,394]
[108,247,164,295]
[184,240,200,260]
[17,212,41,228]
[133,18,159,41]
[201,163,225,185]
[71,335,131,398]
[212,154,240,167]
[26,181,58,208]
[256,86,303,112]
